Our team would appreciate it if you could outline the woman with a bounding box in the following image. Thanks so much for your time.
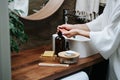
[57,0,120,80]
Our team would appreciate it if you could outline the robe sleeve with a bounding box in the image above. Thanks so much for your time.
[87,4,120,59]
[88,9,120,59]
[86,14,104,31]
[86,0,109,31]
[90,23,120,59]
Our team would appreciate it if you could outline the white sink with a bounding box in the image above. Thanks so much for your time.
[67,36,98,58]
[52,34,98,58]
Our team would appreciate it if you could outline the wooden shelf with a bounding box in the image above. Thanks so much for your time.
[12,45,104,80]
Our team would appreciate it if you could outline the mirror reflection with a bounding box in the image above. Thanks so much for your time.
[29,0,49,15]
[8,0,49,16]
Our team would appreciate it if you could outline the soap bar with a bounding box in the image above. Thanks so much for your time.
[42,51,54,57]
[40,51,56,62]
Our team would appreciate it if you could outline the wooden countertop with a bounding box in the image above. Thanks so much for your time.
[12,45,104,80]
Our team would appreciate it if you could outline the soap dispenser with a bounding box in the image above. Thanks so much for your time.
[55,30,66,56]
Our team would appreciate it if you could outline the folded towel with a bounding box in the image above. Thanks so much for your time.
[60,71,89,80]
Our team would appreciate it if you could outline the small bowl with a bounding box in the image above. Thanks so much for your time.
[58,51,80,64]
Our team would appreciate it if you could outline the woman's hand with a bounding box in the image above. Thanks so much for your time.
[57,24,78,38]
[60,29,80,38]
[57,24,90,38]
[57,24,75,31]
[57,24,89,31]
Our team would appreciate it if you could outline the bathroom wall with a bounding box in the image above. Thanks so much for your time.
[20,0,76,50]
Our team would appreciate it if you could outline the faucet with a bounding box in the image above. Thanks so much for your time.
[63,9,69,24]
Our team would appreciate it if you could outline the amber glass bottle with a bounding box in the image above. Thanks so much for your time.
[55,31,66,56]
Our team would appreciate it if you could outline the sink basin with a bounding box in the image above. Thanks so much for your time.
[67,36,98,58]
[52,34,98,58]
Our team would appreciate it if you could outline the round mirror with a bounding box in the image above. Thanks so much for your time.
[8,0,64,20]
[25,0,64,20]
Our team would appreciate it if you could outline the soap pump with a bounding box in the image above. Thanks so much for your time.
[55,30,66,56]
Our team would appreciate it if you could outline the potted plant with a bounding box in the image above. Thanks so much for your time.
[9,0,28,52]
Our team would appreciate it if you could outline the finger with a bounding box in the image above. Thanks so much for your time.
[64,34,72,38]
[62,31,71,37]
[59,29,68,32]
[58,25,65,29]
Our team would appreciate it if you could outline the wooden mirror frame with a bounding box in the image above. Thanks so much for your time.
[21,0,64,20]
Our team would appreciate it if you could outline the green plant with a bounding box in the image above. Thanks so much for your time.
[9,0,28,52]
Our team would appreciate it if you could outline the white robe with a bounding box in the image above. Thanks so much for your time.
[86,0,120,80]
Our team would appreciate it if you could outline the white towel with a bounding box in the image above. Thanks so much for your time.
[60,71,89,80]
[75,0,99,13]
[8,0,29,17]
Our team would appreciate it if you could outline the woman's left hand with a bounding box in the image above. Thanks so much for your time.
[60,29,80,38]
